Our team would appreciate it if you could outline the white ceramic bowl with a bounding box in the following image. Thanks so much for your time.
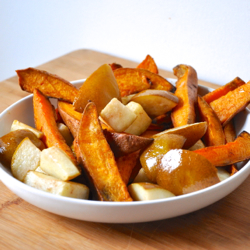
[0,79,250,223]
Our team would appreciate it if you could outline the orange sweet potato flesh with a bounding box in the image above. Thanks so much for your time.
[223,120,238,174]
[33,89,77,165]
[197,96,226,146]
[74,101,132,201]
[224,120,236,143]
[116,150,141,185]
[113,68,174,97]
[137,55,159,74]
[57,101,82,138]
[171,65,198,127]
[16,68,79,103]
[210,81,250,126]
[203,77,245,104]
[194,131,250,167]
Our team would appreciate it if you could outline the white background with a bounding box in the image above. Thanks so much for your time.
[1,0,250,85]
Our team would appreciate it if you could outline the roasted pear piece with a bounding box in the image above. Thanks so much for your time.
[73,64,121,114]
[156,149,220,195]
[140,133,186,183]
[130,89,179,118]
[128,182,175,201]
[153,122,207,149]
[0,129,45,168]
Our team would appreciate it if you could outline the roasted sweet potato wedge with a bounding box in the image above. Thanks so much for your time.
[197,96,226,146]
[194,131,250,166]
[16,67,79,103]
[57,101,82,138]
[33,89,77,165]
[210,81,250,126]
[116,150,141,185]
[224,119,236,143]
[74,101,132,201]
[103,129,153,158]
[113,68,174,97]
[137,55,159,74]
[203,77,245,104]
[171,64,198,127]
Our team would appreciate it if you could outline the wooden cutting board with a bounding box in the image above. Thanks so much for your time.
[1,49,250,249]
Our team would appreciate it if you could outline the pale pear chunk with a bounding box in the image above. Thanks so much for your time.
[130,89,179,117]
[133,168,152,183]
[124,101,152,135]
[121,94,135,105]
[40,146,80,181]
[57,123,74,146]
[153,122,207,149]
[11,137,41,182]
[100,98,137,132]
[217,168,230,182]
[24,171,89,199]
[188,139,205,151]
[10,120,43,139]
[128,182,175,201]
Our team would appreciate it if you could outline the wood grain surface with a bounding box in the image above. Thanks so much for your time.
[1,49,250,250]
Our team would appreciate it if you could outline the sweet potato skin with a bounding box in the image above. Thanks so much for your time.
[197,96,226,146]
[33,89,77,165]
[203,77,245,104]
[210,81,250,126]
[103,129,153,158]
[194,131,250,166]
[75,102,132,201]
[16,67,79,103]
[171,64,198,127]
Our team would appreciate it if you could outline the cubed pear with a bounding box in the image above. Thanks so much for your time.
[121,94,135,105]
[10,120,43,139]
[11,137,41,182]
[133,168,152,183]
[131,89,179,117]
[188,139,205,151]
[40,146,80,181]
[24,171,89,199]
[124,101,152,135]
[128,182,175,201]
[217,168,230,181]
[57,123,74,146]
[100,98,137,132]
